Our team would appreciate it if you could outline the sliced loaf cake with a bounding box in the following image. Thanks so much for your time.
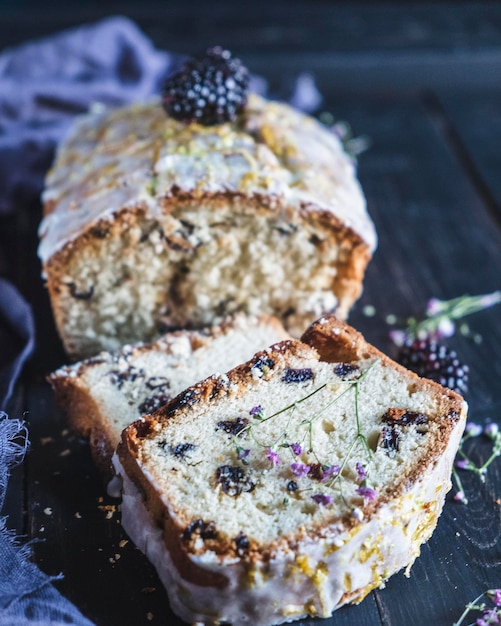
[39,91,376,359]
[50,314,289,480]
[115,315,466,626]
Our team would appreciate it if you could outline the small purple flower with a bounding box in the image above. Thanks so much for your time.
[356,462,367,481]
[250,405,264,418]
[311,494,333,506]
[485,423,500,439]
[290,463,310,477]
[321,465,341,482]
[237,448,250,461]
[389,329,408,347]
[482,609,500,624]
[290,442,302,456]
[465,422,483,438]
[356,486,377,501]
[267,448,281,466]
[476,618,487,626]
[489,589,501,607]
[454,490,468,504]
[426,297,444,316]
[455,459,470,470]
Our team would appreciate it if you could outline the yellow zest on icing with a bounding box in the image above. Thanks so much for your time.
[296,554,314,577]
[281,604,304,617]
[303,599,318,616]
[313,561,329,588]
[246,565,266,588]
[358,532,383,564]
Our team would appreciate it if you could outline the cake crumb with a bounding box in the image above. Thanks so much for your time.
[98,504,117,518]
[146,613,154,621]
[43,507,53,516]
[119,539,129,548]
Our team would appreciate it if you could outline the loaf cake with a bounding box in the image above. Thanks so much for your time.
[49,314,289,480]
[38,84,376,359]
[115,315,466,626]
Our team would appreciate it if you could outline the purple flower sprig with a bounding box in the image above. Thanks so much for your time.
[240,361,378,512]
[249,405,265,420]
[311,494,333,506]
[453,588,501,626]
[289,462,341,482]
[387,291,501,346]
[356,462,367,481]
[236,446,250,464]
[321,464,340,482]
[354,461,377,502]
[452,421,501,504]
[290,442,302,456]
[266,448,281,466]
[356,486,377,502]
[290,463,310,477]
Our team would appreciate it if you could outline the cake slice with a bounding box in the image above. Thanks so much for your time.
[49,314,290,480]
[115,315,466,626]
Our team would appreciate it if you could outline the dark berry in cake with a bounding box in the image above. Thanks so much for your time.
[162,46,249,125]
[396,339,469,395]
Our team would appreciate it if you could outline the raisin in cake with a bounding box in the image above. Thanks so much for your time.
[115,315,466,626]
[50,314,289,481]
[38,91,376,359]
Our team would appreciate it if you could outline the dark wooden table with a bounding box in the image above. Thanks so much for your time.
[2,2,501,625]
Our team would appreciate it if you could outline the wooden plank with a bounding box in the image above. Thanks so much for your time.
[432,91,501,224]
[2,1,501,54]
[1,3,501,90]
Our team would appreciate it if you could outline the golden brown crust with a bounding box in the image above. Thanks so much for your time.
[49,372,115,478]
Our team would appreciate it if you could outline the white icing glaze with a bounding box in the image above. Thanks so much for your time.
[113,402,466,626]
[38,94,376,263]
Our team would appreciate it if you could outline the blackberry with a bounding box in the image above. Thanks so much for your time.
[162,46,249,125]
[396,339,469,395]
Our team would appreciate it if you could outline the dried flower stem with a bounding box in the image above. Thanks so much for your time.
[453,588,501,626]
[453,424,501,502]
[389,290,501,344]
[236,361,378,506]
[452,591,486,626]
